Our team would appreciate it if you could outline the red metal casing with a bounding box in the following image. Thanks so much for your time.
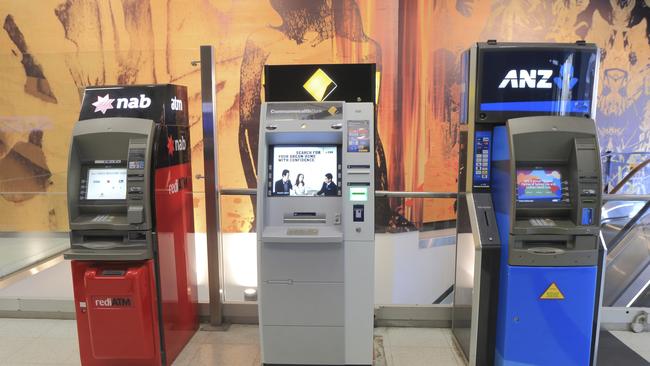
[71,84,197,365]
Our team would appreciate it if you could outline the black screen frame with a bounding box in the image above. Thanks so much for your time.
[474,43,598,124]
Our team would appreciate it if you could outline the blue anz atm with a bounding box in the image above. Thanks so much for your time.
[452,41,605,366]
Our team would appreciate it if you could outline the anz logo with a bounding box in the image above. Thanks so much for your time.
[498,65,578,90]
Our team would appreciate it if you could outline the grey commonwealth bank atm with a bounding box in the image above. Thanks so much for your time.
[256,102,375,365]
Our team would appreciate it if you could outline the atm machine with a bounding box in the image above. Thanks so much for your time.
[256,101,375,365]
[64,85,197,365]
[452,42,605,365]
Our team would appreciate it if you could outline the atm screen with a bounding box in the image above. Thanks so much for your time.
[86,168,127,200]
[478,47,597,119]
[268,145,341,197]
[516,169,563,203]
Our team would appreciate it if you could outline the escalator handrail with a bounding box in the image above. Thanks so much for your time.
[609,158,650,194]
[606,199,650,259]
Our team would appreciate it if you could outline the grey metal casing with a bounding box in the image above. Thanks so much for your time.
[65,117,155,261]
[256,102,375,365]
[506,116,602,266]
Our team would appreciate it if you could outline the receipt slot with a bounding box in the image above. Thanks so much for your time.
[257,102,375,365]
[65,85,197,366]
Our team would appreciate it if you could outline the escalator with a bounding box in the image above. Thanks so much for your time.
[597,196,650,366]
[602,198,650,307]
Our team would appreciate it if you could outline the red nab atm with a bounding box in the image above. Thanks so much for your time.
[64,84,197,365]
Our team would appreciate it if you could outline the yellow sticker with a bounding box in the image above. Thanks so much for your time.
[540,282,565,300]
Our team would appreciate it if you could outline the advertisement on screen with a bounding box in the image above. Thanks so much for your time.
[269,146,340,197]
[516,169,562,203]
[86,168,127,200]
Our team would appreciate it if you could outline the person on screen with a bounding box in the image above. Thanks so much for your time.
[274,169,292,195]
[317,173,338,196]
[293,173,306,196]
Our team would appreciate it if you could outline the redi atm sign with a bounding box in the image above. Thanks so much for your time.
[92,296,133,308]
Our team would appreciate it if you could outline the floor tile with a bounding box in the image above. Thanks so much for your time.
[4,337,77,364]
[611,330,650,361]
[189,343,260,366]
[40,319,78,339]
[194,324,260,345]
[172,342,200,366]
[0,336,32,361]
[0,318,57,338]
[387,327,454,348]
[389,346,463,366]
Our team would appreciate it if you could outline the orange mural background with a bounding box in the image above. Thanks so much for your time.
[0,0,648,233]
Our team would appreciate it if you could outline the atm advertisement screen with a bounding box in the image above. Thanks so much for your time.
[478,48,597,118]
[516,169,562,203]
[268,145,341,197]
[86,168,127,200]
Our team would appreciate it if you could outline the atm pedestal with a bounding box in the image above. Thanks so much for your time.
[72,261,162,365]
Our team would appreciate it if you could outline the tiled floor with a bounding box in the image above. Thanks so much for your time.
[0,318,647,366]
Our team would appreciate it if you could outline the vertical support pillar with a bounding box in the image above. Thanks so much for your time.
[200,45,223,326]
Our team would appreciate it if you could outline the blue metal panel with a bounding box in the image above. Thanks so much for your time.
[491,125,512,359]
[495,265,598,366]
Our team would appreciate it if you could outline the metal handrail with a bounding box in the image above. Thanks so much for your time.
[219,188,457,199]
[375,191,456,198]
[219,189,650,202]
[220,188,256,196]
[609,158,650,194]
[603,194,650,202]
[601,151,650,157]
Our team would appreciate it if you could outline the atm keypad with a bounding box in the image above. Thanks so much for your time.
[529,218,556,227]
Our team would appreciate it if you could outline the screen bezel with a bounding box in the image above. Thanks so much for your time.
[515,166,568,205]
[475,45,597,123]
[267,144,343,198]
[79,161,128,204]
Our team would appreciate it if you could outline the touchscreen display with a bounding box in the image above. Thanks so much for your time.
[86,168,127,200]
[516,169,562,203]
[269,146,340,197]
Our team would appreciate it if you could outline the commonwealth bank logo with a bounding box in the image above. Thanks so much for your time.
[303,68,337,102]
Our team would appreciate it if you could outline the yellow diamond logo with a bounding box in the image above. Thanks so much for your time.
[303,68,337,101]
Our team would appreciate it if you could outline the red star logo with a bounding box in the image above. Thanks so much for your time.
[167,135,175,156]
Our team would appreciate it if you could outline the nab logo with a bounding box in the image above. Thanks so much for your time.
[92,94,152,114]
[94,297,132,307]
[498,70,554,89]
[171,96,183,111]
[166,135,187,156]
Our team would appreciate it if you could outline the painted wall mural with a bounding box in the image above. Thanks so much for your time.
[0,0,648,233]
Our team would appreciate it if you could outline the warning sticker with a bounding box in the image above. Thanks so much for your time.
[540,282,565,300]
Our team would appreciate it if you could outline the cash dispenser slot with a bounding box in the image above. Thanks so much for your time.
[283,212,327,224]
[510,235,598,266]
